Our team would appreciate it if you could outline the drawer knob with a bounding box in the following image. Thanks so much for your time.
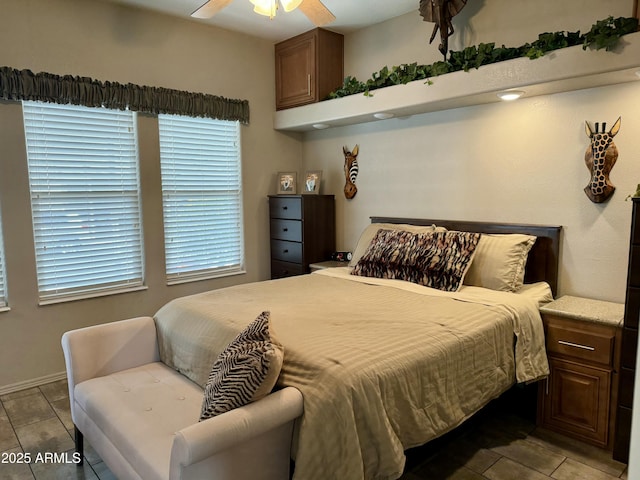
[283,228,288,232]
[282,206,288,210]
[283,249,289,253]
[558,340,595,351]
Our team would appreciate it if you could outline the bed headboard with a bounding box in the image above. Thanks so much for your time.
[370,216,562,297]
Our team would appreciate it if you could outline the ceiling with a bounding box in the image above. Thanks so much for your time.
[106,0,420,42]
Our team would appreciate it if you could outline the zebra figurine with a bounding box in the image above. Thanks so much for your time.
[343,145,359,199]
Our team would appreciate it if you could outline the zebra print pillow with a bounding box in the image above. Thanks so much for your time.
[199,311,284,421]
[352,229,481,292]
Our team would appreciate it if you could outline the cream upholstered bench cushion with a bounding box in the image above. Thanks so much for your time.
[74,362,202,480]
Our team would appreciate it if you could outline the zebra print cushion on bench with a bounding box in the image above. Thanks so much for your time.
[199,311,284,421]
[352,229,481,292]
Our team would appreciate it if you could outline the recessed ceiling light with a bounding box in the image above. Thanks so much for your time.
[373,112,395,120]
[312,123,330,130]
[496,90,525,101]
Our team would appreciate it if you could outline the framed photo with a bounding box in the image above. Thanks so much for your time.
[303,170,322,194]
[277,172,297,195]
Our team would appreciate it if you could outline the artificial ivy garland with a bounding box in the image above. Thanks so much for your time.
[327,16,639,99]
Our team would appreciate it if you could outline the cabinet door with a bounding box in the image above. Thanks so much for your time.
[276,34,315,110]
[541,358,611,447]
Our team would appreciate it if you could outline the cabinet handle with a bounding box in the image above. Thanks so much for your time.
[307,74,311,96]
[558,340,595,351]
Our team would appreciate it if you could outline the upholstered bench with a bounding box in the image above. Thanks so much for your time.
[62,316,303,480]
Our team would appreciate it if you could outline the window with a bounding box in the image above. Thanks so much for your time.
[158,114,244,284]
[0,213,7,310]
[22,101,144,303]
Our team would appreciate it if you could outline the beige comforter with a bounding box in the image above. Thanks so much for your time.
[154,268,551,480]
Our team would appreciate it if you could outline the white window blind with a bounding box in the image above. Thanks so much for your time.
[0,214,7,309]
[159,114,244,284]
[22,101,144,303]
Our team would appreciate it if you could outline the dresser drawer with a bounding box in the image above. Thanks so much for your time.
[269,197,302,219]
[270,239,303,263]
[546,322,615,367]
[629,245,640,286]
[632,211,640,244]
[621,327,638,369]
[271,260,304,279]
[270,219,302,242]
[624,286,640,329]
[619,367,635,408]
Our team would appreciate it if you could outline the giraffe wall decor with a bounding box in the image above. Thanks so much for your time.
[343,145,359,199]
[584,117,621,203]
[419,0,467,60]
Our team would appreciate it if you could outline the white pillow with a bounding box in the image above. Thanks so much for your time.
[463,234,536,292]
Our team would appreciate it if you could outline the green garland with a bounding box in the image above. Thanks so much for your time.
[327,16,639,99]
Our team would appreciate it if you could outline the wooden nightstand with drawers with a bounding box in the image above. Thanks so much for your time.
[537,296,623,449]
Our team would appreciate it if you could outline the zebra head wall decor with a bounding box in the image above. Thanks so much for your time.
[343,145,359,199]
[584,117,621,203]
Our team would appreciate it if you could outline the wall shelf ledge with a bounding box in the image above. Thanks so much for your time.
[273,31,640,132]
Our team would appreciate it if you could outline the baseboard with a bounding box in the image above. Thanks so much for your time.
[0,371,67,396]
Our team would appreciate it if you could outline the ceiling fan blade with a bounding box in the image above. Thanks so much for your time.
[298,0,336,26]
[191,0,234,19]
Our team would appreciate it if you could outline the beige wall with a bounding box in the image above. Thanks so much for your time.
[0,0,638,389]
[0,0,302,390]
[303,0,640,304]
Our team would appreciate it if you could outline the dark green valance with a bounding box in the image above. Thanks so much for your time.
[0,67,249,124]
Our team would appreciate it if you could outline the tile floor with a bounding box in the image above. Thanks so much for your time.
[0,379,630,480]
[0,379,115,479]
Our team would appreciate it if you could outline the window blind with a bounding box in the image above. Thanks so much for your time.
[0,216,7,309]
[159,114,244,283]
[22,101,144,303]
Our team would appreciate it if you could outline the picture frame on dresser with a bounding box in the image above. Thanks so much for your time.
[277,172,297,195]
[303,170,322,194]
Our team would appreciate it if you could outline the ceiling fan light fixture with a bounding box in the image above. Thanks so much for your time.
[280,0,303,12]
[250,0,277,18]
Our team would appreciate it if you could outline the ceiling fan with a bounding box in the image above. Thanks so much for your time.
[191,0,336,26]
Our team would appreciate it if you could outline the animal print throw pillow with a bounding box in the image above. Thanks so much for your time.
[199,311,284,421]
[352,229,481,292]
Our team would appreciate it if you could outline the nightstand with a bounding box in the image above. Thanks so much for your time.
[309,260,346,272]
[537,295,623,449]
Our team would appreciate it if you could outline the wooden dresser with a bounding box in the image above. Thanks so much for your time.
[613,196,640,462]
[268,195,335,279]
[275,28,343,110]
[538,296,623,449]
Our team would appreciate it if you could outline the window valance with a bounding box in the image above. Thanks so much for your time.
[0,66,249,124]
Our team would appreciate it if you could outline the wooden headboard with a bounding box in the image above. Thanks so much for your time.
[370,217,562,297]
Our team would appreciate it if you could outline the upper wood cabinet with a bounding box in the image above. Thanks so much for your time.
[275,28,343,111]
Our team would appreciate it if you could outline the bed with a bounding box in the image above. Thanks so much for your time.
[154,216,562,480]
